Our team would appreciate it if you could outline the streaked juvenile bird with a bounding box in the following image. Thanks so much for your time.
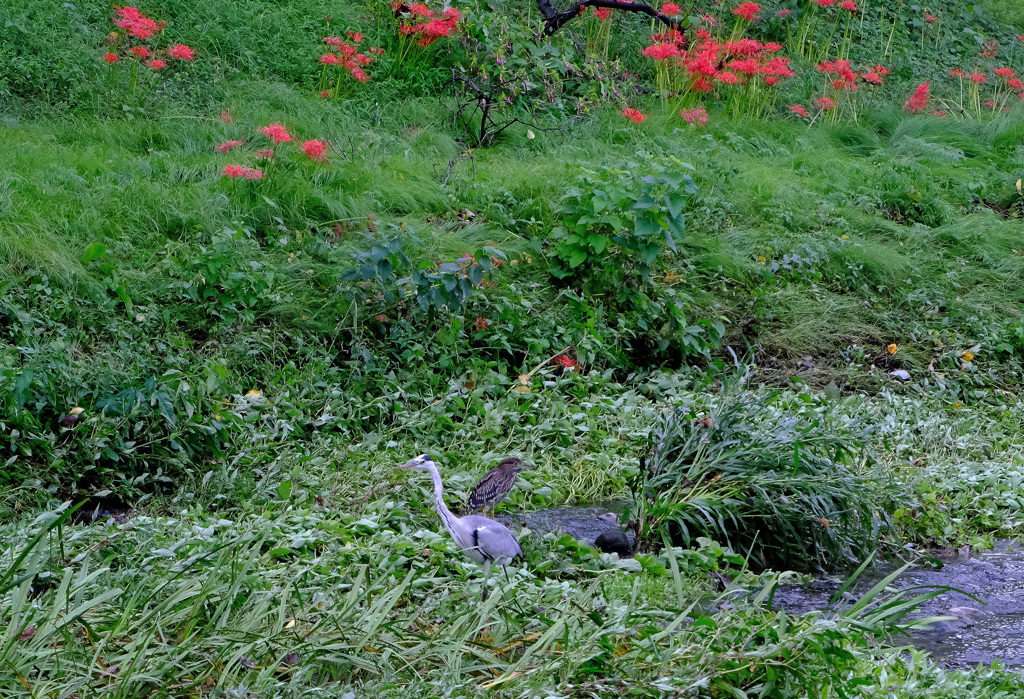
[467,457,532,517]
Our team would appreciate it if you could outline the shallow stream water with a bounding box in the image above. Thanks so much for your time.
[520,503,1024,669]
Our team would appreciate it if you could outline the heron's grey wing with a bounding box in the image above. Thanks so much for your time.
[462,516,523,561]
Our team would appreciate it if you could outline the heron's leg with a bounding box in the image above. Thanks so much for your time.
[501,561,510,582]
[481,559,492,602]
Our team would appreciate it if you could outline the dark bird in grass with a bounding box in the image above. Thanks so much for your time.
[467,457,533,517]
[59,407,84,428]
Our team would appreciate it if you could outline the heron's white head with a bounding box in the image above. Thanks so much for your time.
[399,453,433,471]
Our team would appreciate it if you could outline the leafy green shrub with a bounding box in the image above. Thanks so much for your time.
[539,155,723,360]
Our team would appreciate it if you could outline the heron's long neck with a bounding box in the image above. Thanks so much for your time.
[425,463,460,533]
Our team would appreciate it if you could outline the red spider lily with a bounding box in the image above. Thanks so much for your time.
[350,68,369,82]
[789,104,808,117]
[552,354,580,371]
[839,0,856,11]
[594,7,612,20]
[731,2,761,21]
[490,257,505,266]
[643,42,680,61]
[170,44,195,60]
[347,30,363,43]
[811,0,833,6]
[103,53,119,64]
[130,46,151,59]
[979,40,998,58]
[818,60,858,90]
[862,71,883,85]
[260,123,293,144]
[115,6,160,40]
[1009,78,1024,90]
[903,81,930,113]
[320,54,340,64]
[474,317,489,331]
[925,13,937,23]
[661,2,682,16]
[970,72,986,84]
[221,110,232,123]
[816,96,835,110]
[216,140,244,153]
[256,149,274,160]
[398,5,459,48]
[985,100,995,108]
[995,67,1015,79]
[717,71,739,84]
[727,38,763,55]
[223,165,263,180]
[777,9,791,16]
[950,68,964,77]
[1019,35,1024,42]
[324,36,343,47]
[622,107,647,123]
[148,59,165,70]
[301,139,329,161]
[763,42,783,53]
[681,107,708,124]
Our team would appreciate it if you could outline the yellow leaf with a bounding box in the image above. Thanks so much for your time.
[245,389,262,398]
[514,385,531,393]
[962,352,974,362]
[69,407,85,416]
[284,619,295,629]
[1017,178,1022,193]
[887,343,898,355]
[757,255,766,263]
[841,234,849,239]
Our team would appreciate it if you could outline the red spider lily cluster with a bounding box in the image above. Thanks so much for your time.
[320,31,382,88]
[787,61,888,122]
[551,354,580,372]
[948,64,1024,112]
[217,120,333,184]
[731,2,761,22]
[903,82,930,114]
[622,107,647,123]
[102,7,195,73]
[594,7,612,21]
[301,139,328,161]
[395,3,461,48]
[642,27,795,118]
[223,165,263,180]
[473,317,489,332]
[680,106,708,124]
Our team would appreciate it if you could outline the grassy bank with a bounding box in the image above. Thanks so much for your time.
[4,0,1024,695]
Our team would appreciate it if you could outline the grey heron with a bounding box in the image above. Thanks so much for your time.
[399,454,524,601]
[467,457,533,517]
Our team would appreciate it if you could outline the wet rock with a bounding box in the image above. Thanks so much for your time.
[948,606,987,627]
[594,531,632,556]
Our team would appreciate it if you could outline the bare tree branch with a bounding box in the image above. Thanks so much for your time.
[536,0,696,36]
